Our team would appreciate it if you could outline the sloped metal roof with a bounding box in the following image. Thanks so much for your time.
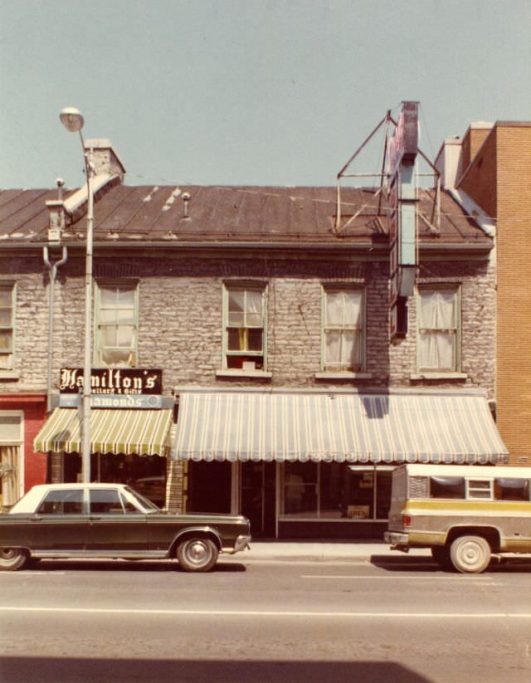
[0,183,492,248]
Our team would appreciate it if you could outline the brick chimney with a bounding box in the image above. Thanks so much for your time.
[435,123,493,191]
[84,138,126,183]
[434,136,463,190]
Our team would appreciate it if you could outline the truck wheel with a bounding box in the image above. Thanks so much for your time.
[450,535,491,574]
[0,548,28,571]
[431,546,452,570]
[177,537,218,572]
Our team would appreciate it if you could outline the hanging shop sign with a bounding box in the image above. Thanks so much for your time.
[386,101,419,340]
[59,368,162,395]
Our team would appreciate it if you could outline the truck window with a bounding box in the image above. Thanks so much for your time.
[429,476,465,499]
[494,478,530,501]
[467,479,492,499]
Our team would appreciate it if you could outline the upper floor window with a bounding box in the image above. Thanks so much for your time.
[417,287,460,372]
[95,283,138,367]
[0,284,15,370]
[322,287,364,372]
[223,283,266,371]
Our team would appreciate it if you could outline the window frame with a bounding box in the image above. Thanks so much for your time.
[280,464,392,522]
[321,284,365,373]
[0,411,23,506]
[38,488,84,515]
[0,282,16,370]
[222,281,268,371]
[94,280,139,368]
[416,284,461,373]
[466,478,493,500]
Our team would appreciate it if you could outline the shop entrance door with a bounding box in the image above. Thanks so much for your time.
[241,462,276,538]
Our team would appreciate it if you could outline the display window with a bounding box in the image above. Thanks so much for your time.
[280,463,392,521]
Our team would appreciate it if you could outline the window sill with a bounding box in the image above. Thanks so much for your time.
[410,372,468,381]
[216,369,272,380]
[315,372,372,380]
[0,371,20,381]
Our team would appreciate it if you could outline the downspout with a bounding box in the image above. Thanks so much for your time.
[43,245,68,412]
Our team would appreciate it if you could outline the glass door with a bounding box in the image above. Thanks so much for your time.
[241,462,276,538]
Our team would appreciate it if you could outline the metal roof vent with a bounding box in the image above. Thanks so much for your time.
[182,192,191,220]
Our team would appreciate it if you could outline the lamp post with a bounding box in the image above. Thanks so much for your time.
[60,107,93,483]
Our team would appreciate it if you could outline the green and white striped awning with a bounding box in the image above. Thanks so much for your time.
[173,391,509,465]
[34,408,173,456]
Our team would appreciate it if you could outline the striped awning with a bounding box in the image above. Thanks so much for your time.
[34,408,173,456]
[173,391,509,464]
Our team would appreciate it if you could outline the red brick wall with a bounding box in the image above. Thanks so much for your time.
[458,128,498,220]
[461,126,492,171]
[495,124,531,463]
[23,401,48,490]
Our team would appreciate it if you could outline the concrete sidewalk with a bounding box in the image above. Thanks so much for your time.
[240,541,430,562]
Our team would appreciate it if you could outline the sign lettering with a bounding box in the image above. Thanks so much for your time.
[60,368,162,395]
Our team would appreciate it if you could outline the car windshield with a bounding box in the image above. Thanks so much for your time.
[125,486,161,512]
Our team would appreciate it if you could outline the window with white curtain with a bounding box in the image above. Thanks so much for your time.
[322,287,364,372]
[0,283,15,370]
[224,284,266,370]
[95,283,139,367]
[0,413,22,508]
[417,287,460,371]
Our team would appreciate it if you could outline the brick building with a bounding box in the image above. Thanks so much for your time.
[0,136,508,537]
[436,121,531,466]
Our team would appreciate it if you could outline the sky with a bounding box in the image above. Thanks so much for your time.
[1,0,530,190]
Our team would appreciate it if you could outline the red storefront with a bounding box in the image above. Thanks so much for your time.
[0,394,47,508]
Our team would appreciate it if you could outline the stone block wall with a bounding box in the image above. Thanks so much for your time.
[0,250,497,400]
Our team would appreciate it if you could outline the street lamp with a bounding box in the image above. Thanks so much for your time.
[60,107,93,483]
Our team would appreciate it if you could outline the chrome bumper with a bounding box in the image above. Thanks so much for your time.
[228,534,251,554]
[384,531,409,549]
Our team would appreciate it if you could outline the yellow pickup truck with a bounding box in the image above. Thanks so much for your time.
[385,464,531,573]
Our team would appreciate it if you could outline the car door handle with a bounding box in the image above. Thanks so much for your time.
[89,516,102,521]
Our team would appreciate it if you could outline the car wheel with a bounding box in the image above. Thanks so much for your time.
[0,547,28,571]
[450,535,491,574]
[177,537,219,572]
[431,545,453,570]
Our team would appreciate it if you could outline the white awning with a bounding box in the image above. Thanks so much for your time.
[172,391,508,464]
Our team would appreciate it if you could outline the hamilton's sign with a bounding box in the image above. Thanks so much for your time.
[60,368,162,395]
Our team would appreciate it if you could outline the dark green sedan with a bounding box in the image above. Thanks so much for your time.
[0,483,251,572]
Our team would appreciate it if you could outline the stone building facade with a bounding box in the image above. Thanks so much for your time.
[1,137,507,537]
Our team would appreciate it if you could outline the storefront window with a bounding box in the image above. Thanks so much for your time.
[341,468,374,519]
[375,469,393,519]
[281,464,392,521]
[319,464,345,518]
[0,412,22,508]
[283,462,318,517]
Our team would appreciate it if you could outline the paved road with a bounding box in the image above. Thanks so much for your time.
[1,555,530,683]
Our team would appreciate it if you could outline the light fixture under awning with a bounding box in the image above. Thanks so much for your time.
[34,408,173,456]
[172,391,508,464]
